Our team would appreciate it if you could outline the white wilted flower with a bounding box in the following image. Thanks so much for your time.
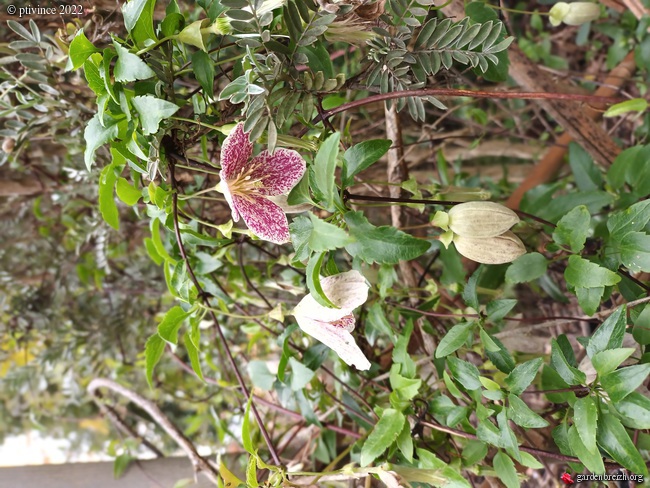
[549,2,601,27]
[448,201,519,238]
[292,270,371,371]
[453,231,526,265]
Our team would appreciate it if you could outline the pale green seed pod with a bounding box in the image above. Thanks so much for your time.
[448,201,519,238]
[549,2,601,27]
[453,231,526,264]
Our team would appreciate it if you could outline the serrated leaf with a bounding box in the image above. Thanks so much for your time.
[504,252,548,283]
[344,211,430,264]
[597,413,648,476]
[565,255,620,288]
[591,348,635,376]
[68,30,99,70]
[462,266,482,310]
[183,331,204,381]
[568,424,605,474]
[574,396,598,454]
[504,358,543,395]
[607,200,650,237]
[600,363,650,403]
[447,356,481,390]
[493,451,518,488]
[508,394,549,428]
[191,50,215,99]
[132,95,180,135]
[98,163,119,230]
[619,232,650,273]
[550,338,586,385]
[113,41,155,82]
[615,392,650,429]
[435,322,474,358]
[157,305,190,345]
[145,333,165,387]
[553,206,591,252]
[84,113,119,170]
[586,305,626,358]
[342,139,392,186]
[360,408,405,466]
[312,132,339,210]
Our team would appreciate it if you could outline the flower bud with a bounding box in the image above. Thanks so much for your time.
[453,231,526,264]
[448,201,519,238]
[549,2,601,27]
[2,138,15,153]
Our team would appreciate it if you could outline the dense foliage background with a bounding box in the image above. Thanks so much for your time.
[1,0,650,486]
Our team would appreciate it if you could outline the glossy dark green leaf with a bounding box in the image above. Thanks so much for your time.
[597,413,648,476]
[342,139,392,187]
[600,363,650,403]
[359,408,405,466]
[586,305,626,358]
[504,357,543,395]
[435,321,474,358]
[553,206,591,253]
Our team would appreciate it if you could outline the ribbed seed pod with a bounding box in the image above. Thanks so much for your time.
[448,201,519,238]
[453,231,526,264]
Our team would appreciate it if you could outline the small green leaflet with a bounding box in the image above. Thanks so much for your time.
[603,98,648,118]
[132,95,180,135]
[342,139,392,187]
[553,206,591,253]
[289,213,352,260]
[305,251,337,308]
[435,322,474,358]
[507,394,548,429]
[573,396,598,454]
[504,357,543,395]
[68,30,99,71]
[84,113,120,170]
[98,163,119,230]
[597,413,648,476]
[505,253,547,284]
[115,177,141,205]
[144,333,165,387]
[157,305,191,345]
[113,41,155,82]
[600,363,650,403]
[493,451,518,488]
[312,132,339,210]
[344,211,430,264]
[568,424,605,474]
[359,408,405,466]
[586,305,626,358]
[565,255,620,288]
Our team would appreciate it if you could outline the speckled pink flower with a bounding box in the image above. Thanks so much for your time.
[218,123,306,244]
[292,270,371,371]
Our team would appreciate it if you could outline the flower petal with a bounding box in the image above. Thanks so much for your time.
[296,315,371,370]
[232,193,291,244]
[217,180,240,222]
[249,148,306,196]
[293,270,369,322]
[220,123,253,179]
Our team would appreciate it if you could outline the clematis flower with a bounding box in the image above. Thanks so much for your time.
[549,2,601,27]
[292,270,371,371]
[217,123,306,244]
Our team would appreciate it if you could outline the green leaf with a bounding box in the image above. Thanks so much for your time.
[505,252,547,283]
[632,304,650,346]
[461,440,488,467]
[553,206,591,252]
[157,305,190,345]
[113,452,132,479]
[508,394,549,428]
[600,363,650,403]
[607,200,650,237]
[115,177,141,205]
[447,356,481,390]
[465,3,510,82]
[597,413,648,476]
[518,452,543,470]
[568,424,605,474]
[286,172,313,206]
[603,98,648,118]
[312,132,339,210]
[131,95,180,135]
[504,358,543,395]
[342,139,392,186]
[122,0,157,47]
[241,396,254,454]
[396,420,414,463]
[568,143,602,192]
[591,348,635,376]
[289,357,315,390]
[550,338,586,385]
[573,396,598,454]
[586,305,626,358]
[493,451,518,488]
[113,41,155,82]
[485,299,517,323]
[247,360,275,391]
[462,266,482,310]
[619,232,650,273]
[305,251,337,308]
[144,333,165,387]
[435,322,474,358]
[615,392,650,429]
[344,211,430,264]
[479,328,501,352]
[98,163,119,230]
[289,213,352,259]
[84,113,119,170]
[360,409,405,466]
[497,410,521,462]
[575,286,604,316]
[68,30,99,70]
[183,331,203,381]
[191,50,215,99]
[565,256,620,288]
[477,418,503,447]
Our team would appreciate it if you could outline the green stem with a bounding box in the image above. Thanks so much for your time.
[487,4,549,16]
[136,36,176,55]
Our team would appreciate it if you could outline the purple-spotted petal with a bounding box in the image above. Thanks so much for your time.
[249,148,306,196]
[220,123,253,180]
[232,193,291,244]
[293,270,369,323]
[295,315,371,371]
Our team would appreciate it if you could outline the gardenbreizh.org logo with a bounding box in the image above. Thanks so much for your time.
[561,472,645,484]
